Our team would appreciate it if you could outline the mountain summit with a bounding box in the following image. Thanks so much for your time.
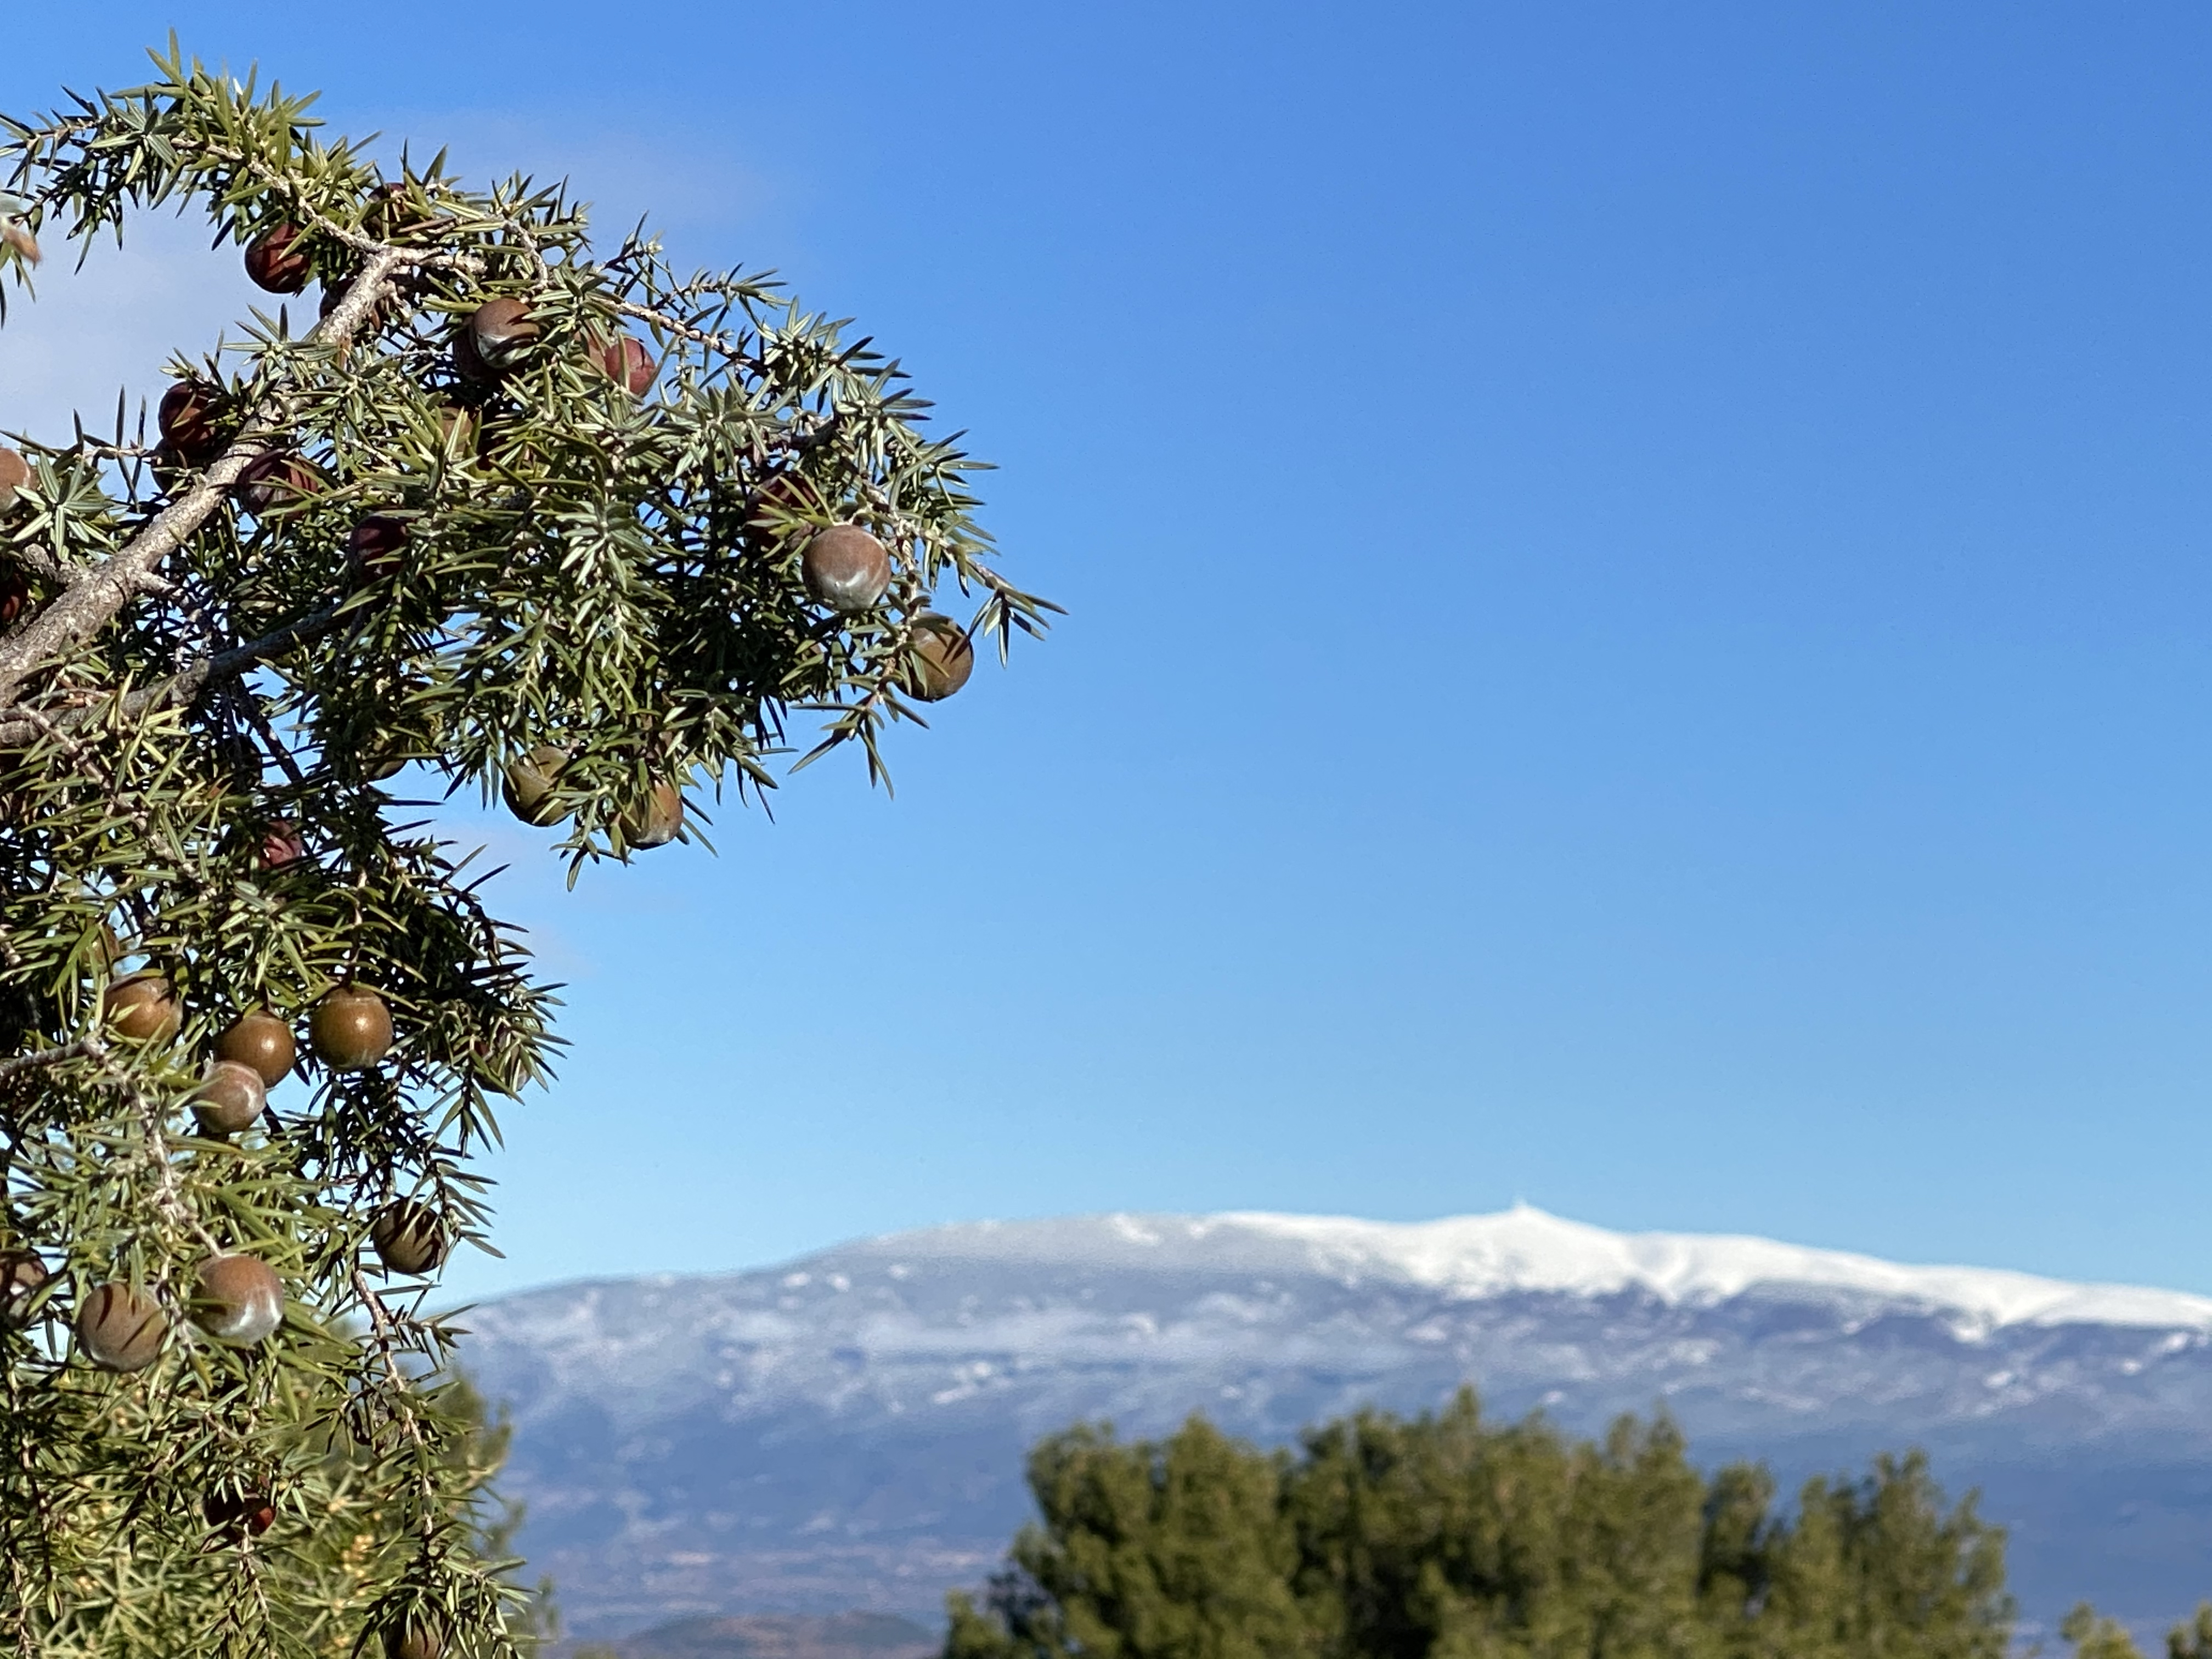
[464,1210,2212,1643]
[834,1206,2212,1333]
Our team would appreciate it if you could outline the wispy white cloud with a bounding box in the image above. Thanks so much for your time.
[0,108,781,451]
[348,106,780,251]
[0,212,273,445]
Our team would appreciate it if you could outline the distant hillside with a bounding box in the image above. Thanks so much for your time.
[558,1611,936,1659]
[462,1207,2212,1642]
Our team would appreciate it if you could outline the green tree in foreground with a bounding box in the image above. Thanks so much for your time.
[0,41,1048,1658]
[945,1390,2012,1659]
[2060,1601,2212,1659]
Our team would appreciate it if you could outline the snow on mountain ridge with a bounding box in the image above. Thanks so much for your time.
[853,1205,2212,1334]
[469,1205,2212,1638]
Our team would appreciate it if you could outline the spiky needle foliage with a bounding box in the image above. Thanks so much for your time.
[0,43,1050,1659]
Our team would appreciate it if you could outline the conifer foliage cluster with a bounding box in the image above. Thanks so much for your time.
[944,1391,2016,1659]
[0,43,1046,1659]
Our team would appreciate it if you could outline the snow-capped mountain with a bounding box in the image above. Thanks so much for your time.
[461,1208,2212,1642]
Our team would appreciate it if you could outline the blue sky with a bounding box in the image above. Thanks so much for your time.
[3,4,2209,1300]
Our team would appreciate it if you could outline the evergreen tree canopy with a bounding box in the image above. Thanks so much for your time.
[945,1391,2013,1659]
[0,42,1048,1658]
[2058,1601,2212,1659]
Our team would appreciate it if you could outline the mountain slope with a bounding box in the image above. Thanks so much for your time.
[557,1611,937,1659]
[462,1209,2212,1641]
